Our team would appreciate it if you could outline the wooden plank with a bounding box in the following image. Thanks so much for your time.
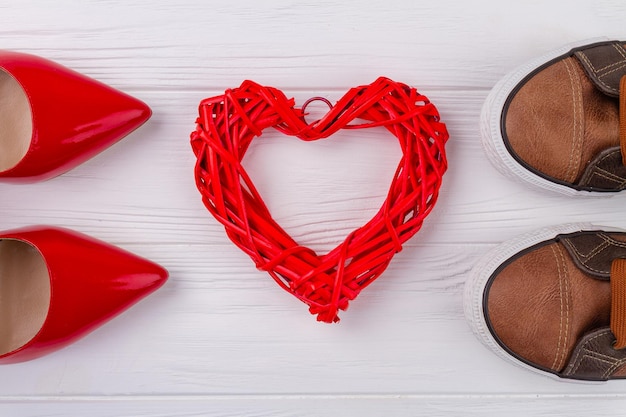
[0,1,623,90]
[3,395,626,417]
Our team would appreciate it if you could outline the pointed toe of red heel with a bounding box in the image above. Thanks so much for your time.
[0,50,152,182]
[0,226,168,363]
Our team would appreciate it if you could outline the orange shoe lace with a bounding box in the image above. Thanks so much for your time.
[611,258,626,349]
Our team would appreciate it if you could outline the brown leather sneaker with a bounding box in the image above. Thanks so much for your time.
[465,224,626,381]
[482,39,626,195]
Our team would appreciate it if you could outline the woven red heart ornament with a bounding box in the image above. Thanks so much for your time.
[190,77,448,323]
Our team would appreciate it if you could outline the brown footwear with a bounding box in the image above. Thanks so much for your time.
[482,38,626,195]
[465,223,626,381]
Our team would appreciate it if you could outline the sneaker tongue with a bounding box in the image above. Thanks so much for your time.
[611,258,626,349]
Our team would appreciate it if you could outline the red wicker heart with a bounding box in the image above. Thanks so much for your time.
[190,77,448,323]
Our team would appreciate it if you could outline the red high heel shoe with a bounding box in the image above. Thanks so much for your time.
[0,51,151,182]
[0,226,168,363]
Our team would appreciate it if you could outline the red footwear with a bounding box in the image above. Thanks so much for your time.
[0,226,168,363]
[0,51,151,182]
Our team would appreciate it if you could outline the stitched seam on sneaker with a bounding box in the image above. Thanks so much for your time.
[576,238,611,274]
[552,243,565,370]
[565,329,612,375]
[562,238,611,273]
[580,148,626,188]
[566,233,626,275]
[577,52,620,94]
[596,44,626,73]
[598,233,626,250]
[559,245,571,371]
[562,238,605,259]
[596,60,626,73]
[581,352,615,365]
[582,349,620,362]
[598,63,626,79]
[604,357,626,379]
[551,244,570,371]
[577,51,600,74]
[563,58,584,183]
[593,148,622,167]
[594,44,626,73]
[591,169,626,186]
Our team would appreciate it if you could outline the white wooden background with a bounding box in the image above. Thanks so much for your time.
[1,0,626,415]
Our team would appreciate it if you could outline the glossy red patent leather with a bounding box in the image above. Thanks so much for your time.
[0,226,168,363]
[0,51,151,182]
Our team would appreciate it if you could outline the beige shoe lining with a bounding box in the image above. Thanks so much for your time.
[0,239,50,356]
[0,69,32,172]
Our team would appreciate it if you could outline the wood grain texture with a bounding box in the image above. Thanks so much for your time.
[4,396,626,417]
[1,0,626,415]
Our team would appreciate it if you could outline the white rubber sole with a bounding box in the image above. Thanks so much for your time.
[480,37,610,197]
[463,223,620,383]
